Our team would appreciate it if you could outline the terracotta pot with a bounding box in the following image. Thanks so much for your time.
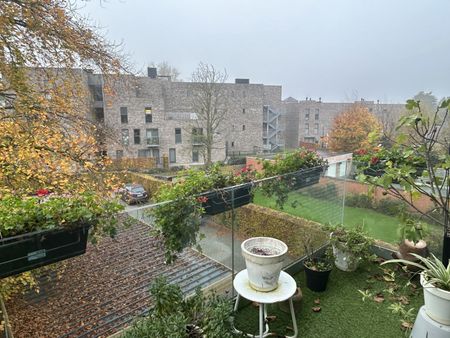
[398,239,428,261]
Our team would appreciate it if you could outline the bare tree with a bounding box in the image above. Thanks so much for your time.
[190,63,228,165]
[149,61,181,81]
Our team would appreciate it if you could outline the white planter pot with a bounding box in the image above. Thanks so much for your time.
[420,272,450,325]
[332,244,359,272]
[241,237,288,292]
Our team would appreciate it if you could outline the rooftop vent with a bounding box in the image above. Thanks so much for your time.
[235,78,249,84]
[147,67,157,79]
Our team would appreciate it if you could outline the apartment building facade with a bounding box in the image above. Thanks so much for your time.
[282,97,405,149]
[87,69,284,165]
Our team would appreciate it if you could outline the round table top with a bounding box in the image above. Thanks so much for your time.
[233,270,297,303]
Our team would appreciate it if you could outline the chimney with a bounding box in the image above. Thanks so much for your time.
[235,78,249,84]
[319,97,322,103]
[147,67,157,79]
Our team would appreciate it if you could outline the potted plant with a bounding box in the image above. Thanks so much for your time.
[328,225,373,272]
[241,237,288,292]
[302,239,333,292]
[152,164,254,263]
[396,211,428,262]
[258,148,327,208]
[0,192,123,278]
[122,277,234,338]
[381,254,450,325]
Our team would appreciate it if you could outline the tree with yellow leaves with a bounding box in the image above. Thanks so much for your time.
[328,104,382,152]
[0,0,128,301]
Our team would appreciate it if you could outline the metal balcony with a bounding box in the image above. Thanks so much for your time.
[146,136,160,146]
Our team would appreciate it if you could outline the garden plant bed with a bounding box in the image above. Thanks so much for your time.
[234,262,424,338]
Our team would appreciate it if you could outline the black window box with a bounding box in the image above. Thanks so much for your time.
[287,166,325,190]
[201,183,253,216]
[0,225,90,279]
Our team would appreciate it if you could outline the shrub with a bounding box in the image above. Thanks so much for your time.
[375,199,403,216]
[345,193,373,209]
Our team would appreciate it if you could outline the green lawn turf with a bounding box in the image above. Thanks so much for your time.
[253,191,440,244]
[233,263,424,338]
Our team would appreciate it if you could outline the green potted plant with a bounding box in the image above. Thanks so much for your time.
[122,277,234,338]
[328,225,374,272]
[0,192,123,278]
[258,148,327,208]
[302,238,333,292]
[151,164,254,263]
[396,210,428,262]
[381,254,450,325]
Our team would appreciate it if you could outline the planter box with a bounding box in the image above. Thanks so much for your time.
[201,183,252,216]
[0,225,90,278]
[304,264,332,292]
[287,166,324,190]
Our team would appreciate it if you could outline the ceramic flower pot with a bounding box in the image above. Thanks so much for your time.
[332,243,360,272]
[241,237,288,292]
[421,272,450,325]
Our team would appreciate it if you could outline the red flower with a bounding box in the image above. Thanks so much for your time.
[370,157,379,165]
[355,149,367,155]
[36,188,50,197]
[197,196,208,203]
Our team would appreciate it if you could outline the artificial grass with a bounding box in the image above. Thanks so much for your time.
[253,191,440,244]
[233,263,424,338]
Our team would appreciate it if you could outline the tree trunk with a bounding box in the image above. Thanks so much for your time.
[443,233,450,267]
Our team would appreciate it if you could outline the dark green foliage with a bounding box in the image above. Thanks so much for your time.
[345,193,373,209]
[0,193,123,239]
[122,277,234,338]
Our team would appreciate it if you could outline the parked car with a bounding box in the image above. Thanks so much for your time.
[121,184,149,205]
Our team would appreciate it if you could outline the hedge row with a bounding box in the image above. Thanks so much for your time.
[213,204,329,258]
[125,172,169,198]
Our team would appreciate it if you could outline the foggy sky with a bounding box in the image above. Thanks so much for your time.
[79,0,450,103]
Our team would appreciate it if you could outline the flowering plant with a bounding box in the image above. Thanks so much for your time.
[151,163,255,263]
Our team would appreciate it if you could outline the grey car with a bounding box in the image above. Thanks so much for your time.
[121,184,149,205]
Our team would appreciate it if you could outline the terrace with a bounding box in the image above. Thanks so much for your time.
[1,158,442,338]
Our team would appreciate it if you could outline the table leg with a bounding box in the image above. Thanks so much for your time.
[259,303,264,338]
[287,298,298,338]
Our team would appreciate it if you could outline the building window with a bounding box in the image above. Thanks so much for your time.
[314,123,319,135]
[120,107,128,124]
[305,109,310,121]
[169,148,176,163]
[242,108,246,114]
[242,125,246,131]
[116,150,123,159]
[121,129,129,145]
[192,128,203,144]
[138,149,150,158]
[89,85,103,101]
[175,128,182,144]
[305,123,309,134]
[192,148,200,162]
[133,129,141,145]
[94,108,104,122]
[145,107,152,123]
[146,128,159,145]
[231,141,235,147]
[315,109,319,120]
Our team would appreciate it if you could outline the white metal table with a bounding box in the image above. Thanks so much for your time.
[232,269,298,338]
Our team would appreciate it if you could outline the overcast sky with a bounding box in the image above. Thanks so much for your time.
[79,0,449,103]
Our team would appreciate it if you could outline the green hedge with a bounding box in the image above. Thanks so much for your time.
[213,204,329,258]
[126,173,169,199]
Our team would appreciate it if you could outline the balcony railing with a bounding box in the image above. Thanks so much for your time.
[146,136,160,146]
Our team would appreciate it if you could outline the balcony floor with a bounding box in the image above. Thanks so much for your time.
[234,261,424,338]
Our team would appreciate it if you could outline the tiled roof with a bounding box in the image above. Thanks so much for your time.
[5,218,230,338]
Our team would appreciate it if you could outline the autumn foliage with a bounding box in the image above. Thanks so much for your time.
[328,104,382,152]
[0,0,127,197]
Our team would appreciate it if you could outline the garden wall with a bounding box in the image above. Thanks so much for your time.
[109,157,157,172]
[214,204,329,258]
